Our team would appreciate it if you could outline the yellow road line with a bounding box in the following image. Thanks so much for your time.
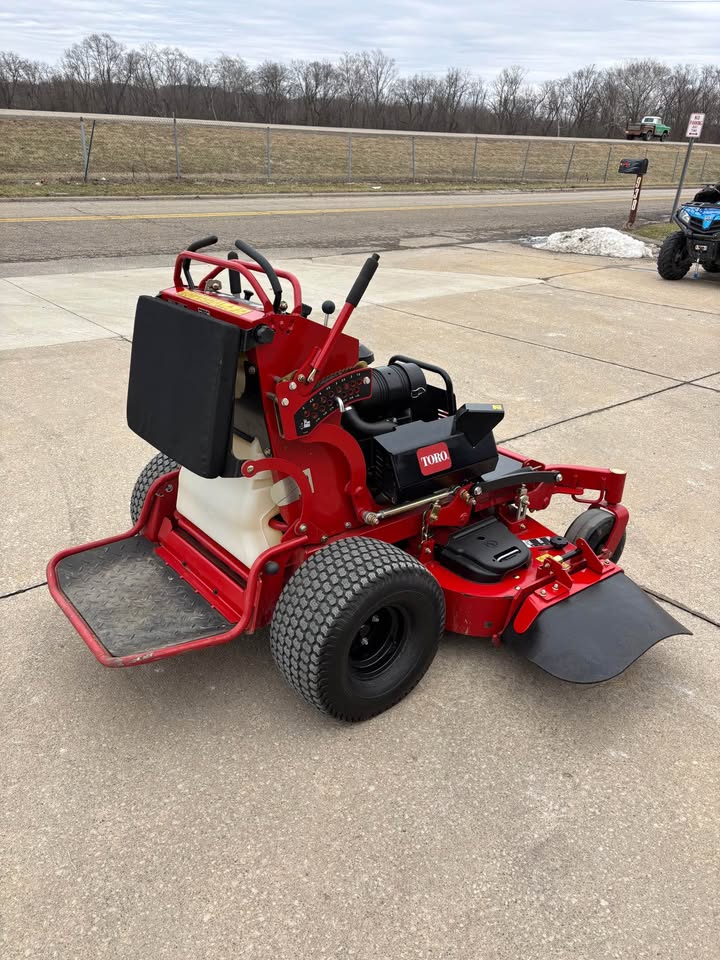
[0,194,651,225]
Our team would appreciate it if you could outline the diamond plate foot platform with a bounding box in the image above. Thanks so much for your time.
[55,536,231,658]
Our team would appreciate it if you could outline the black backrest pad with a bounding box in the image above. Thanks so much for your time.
[127,296,241,478]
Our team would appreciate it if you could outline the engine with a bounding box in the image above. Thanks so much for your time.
[343,359,505,504]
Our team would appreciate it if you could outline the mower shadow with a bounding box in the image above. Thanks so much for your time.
[439,628,675,734]
[54,601,678,740]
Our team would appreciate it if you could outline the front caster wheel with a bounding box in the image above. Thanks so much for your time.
[130,452,179,524]
[565,509,626,563]
[270,537,444,721]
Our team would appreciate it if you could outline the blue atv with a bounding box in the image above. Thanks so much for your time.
[658,183,720,280]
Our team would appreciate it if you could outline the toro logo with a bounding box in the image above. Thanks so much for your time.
[417,442,451,476]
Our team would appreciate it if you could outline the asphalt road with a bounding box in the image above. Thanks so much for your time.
[0,187,677,271]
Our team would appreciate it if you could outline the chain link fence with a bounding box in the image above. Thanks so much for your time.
[2,110,720,189]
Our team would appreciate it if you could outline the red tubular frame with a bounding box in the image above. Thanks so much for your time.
[47,472,309,666]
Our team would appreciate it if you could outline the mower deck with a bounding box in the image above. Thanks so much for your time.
[55,536,231,659]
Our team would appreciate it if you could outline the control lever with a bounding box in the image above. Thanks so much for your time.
[227,251,241,296]
[182,235,218,290]
[322,300,336,327]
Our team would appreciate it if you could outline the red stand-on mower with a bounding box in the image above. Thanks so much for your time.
[48,237,689,721]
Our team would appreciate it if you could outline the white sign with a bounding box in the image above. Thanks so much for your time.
[686,113,705,138]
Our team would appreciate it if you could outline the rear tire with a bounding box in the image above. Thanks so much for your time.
[626,134,635,140]
[565,510,626,564]
[657,232,690,280]
[644,130,653,141]
[270,537,444,721]
[702,261,720,273]
[130,452,179,524]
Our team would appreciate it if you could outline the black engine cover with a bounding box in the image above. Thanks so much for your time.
[366,417,498,504]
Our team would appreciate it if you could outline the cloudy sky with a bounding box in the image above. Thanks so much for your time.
[2,0,720,80]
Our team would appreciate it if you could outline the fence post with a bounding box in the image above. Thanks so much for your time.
[411,136,416,183]
[471,138,478,181]
[266,127,271,181]
[83,119,96,183]
[173,113,181,179]
[699,151,708,182]
[603,143,612,182]
[80,118,88,175]
[563,142,576,183]
[347,133,352,183]
[671,148,681,183]
[520,141,531,181]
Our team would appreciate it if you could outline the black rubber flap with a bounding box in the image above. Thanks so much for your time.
[127,295,240,478]
[55,537,231,658]
[503,573,690,683]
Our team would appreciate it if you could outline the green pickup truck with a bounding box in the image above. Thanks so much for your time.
[625,116,671,141]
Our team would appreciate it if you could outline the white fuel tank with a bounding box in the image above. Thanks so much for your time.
[176,438,283,569]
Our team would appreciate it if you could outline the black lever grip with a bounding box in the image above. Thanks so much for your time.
[234,239,283,312]
[227,251,241,295]
[346,254,380,308]
[187,234,218,252]
[182,235,218,289]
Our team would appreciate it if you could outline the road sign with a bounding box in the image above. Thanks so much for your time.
[686,113,705,138]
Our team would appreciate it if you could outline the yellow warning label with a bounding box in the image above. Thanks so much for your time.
[176,290,253,317]
[492,404,504,410]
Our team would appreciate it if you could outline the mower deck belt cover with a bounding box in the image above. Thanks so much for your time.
[127,296,240,478]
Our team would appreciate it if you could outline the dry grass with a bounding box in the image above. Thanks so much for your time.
[2,115,720,193]
[629,221,676,242]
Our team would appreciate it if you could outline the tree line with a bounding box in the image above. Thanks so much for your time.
[1,34,719,141]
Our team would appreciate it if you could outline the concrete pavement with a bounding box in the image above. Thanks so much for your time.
[1,239,719,959]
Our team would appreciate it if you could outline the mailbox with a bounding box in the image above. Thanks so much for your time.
[618,158,649,175]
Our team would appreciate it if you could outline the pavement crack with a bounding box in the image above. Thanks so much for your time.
[498,381,682,443]
[545,277,720,316]
[640,588,720,630]
[4,278,125,339]
[380,303,683,382]
[1,581,47,600]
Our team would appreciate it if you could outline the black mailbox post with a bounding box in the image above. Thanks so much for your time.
[618,158,649,175]
[618,158,649,227]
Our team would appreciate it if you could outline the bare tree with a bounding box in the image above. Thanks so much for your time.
[3,38,720,142]
[247,61,292,124]
[360,49,397,126]
[214,55,249,120]
[0,51,28,107]
[61,34,135,113]
[393,74,440,129]
[437,68,471,131]
[490,65,527,133]
[291,59,340,125]
[565,66,600,133]
[336,52,365,126]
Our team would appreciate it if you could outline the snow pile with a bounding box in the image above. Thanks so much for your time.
[531,227,654,258]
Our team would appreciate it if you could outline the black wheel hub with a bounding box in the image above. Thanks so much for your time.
[349,606,406,680]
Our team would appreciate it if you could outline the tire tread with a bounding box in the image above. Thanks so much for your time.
[130,452,179,524]
[270,537,444,721]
